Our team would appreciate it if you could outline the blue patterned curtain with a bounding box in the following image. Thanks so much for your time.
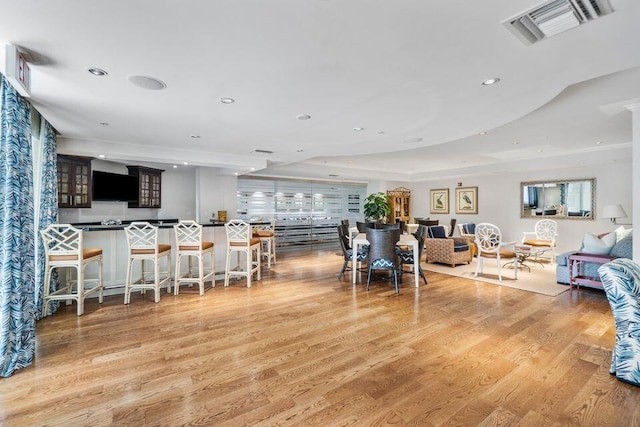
[34,116,58,318]
[0,75,36,377]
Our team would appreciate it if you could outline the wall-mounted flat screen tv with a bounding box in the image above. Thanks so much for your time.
[92,170,139,202]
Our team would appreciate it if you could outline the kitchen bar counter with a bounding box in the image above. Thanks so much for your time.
[72,219,269,295]
[71,219,235,232]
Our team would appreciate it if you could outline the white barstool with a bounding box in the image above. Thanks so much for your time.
[224,219,261,287]
[40,224,104,316]
[253,218,277,268]
[124,222,172,304]
[173,220,215,295]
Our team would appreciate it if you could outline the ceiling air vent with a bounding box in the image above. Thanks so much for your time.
[252,149,274,154]
[502,0,614,45]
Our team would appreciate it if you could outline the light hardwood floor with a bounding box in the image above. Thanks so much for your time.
[1,249,639,426]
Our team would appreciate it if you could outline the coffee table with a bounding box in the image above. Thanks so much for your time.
[504,244,550,272]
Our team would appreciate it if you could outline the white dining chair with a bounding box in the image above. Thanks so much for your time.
[474,223,518,282]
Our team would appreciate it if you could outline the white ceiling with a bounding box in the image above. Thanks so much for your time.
[1,0,639,182]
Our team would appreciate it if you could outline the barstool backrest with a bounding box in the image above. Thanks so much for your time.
[41,224,83,259]
[225,219,252,244]
[125,222,158,252]
[174,220,203,248]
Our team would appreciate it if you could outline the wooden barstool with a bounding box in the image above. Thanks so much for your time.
[173,220,215,295]
[224,219,261,287]
[124,222,172,304]
[40,224,104,316]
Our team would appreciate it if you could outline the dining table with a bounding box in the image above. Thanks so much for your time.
[351,232,421,288]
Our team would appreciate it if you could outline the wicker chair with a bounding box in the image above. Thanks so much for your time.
[356,221,376,232]
[397,225,427,284]
[337,224,368,280]
[599,258,640,386]
[365,227,402,293]
[424,226,472,268]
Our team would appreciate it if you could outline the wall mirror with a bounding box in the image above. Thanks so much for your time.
[521,178,595,220]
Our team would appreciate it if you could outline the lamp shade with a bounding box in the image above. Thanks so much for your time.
[602,204,627,219]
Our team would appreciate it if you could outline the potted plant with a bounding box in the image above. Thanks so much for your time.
[363,192,390,222]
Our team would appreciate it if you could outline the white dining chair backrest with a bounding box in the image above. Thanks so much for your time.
[534,219,557,241]
[475,223,502,255]
[41,223,83,257]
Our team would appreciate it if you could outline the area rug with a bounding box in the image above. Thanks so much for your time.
[422,258,568,297]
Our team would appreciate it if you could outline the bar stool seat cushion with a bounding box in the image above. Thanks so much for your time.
[50,247,103,261]
[131,244,171,255]
[231,238,261,246]
[253,230,274,237]
[179,241,214,251]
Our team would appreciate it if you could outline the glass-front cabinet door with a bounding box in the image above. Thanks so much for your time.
[57,155,92,208]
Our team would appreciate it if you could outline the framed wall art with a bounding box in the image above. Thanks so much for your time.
[455,186,478,214]
[429,189,449,214]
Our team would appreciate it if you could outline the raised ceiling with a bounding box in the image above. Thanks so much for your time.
[1,0,639,182]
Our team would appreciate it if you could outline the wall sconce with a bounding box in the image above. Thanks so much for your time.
[602,204,627,224]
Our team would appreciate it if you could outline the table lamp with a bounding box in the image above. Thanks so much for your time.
[602,204,627,224]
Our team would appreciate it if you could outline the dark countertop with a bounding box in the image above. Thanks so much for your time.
[72,219,266,231]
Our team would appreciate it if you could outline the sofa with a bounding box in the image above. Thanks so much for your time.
[556,227,633,286]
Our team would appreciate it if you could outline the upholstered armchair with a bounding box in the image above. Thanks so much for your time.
[599,258,640,386]
[424,226,472,268]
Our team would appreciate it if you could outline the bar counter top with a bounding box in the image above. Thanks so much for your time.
[72,219,267,232]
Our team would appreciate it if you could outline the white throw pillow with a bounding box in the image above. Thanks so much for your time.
[582,232,616,255]
[614,225,633,242]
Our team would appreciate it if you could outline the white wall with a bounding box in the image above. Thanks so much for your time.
[196,167,238,222]
[404,161,632,254]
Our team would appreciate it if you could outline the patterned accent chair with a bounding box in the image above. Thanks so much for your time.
[598,258,640,387]
[396,224,427,284]
[337,224,368,280]
[365,227,402,293]
[424,225,472,268]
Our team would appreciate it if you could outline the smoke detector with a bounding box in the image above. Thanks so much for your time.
[502,0,614,45]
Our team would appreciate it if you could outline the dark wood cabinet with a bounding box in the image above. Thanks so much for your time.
[127,166,163,208]
[57,155,92,208]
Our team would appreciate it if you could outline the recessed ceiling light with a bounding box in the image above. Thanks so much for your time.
[98,154,105,159]
[99,122,109,126]
[297,149,304,152]
[190,135,200,139]
[173,165,178,168]
[537,149,543,153]
[479,131,487,135]
[512,141,519,145]
[128,75,166,90]
[88,67,108,76]
[183,162,188,165]
[353,127,364,131]
[220,97,235,104]
[595,141,602,145]
[404,137,423,143]
[482,77,500,85]
[296,114,311,120]
[234,172,239,176]
[251,167,255,171]
[377,131,385,135]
